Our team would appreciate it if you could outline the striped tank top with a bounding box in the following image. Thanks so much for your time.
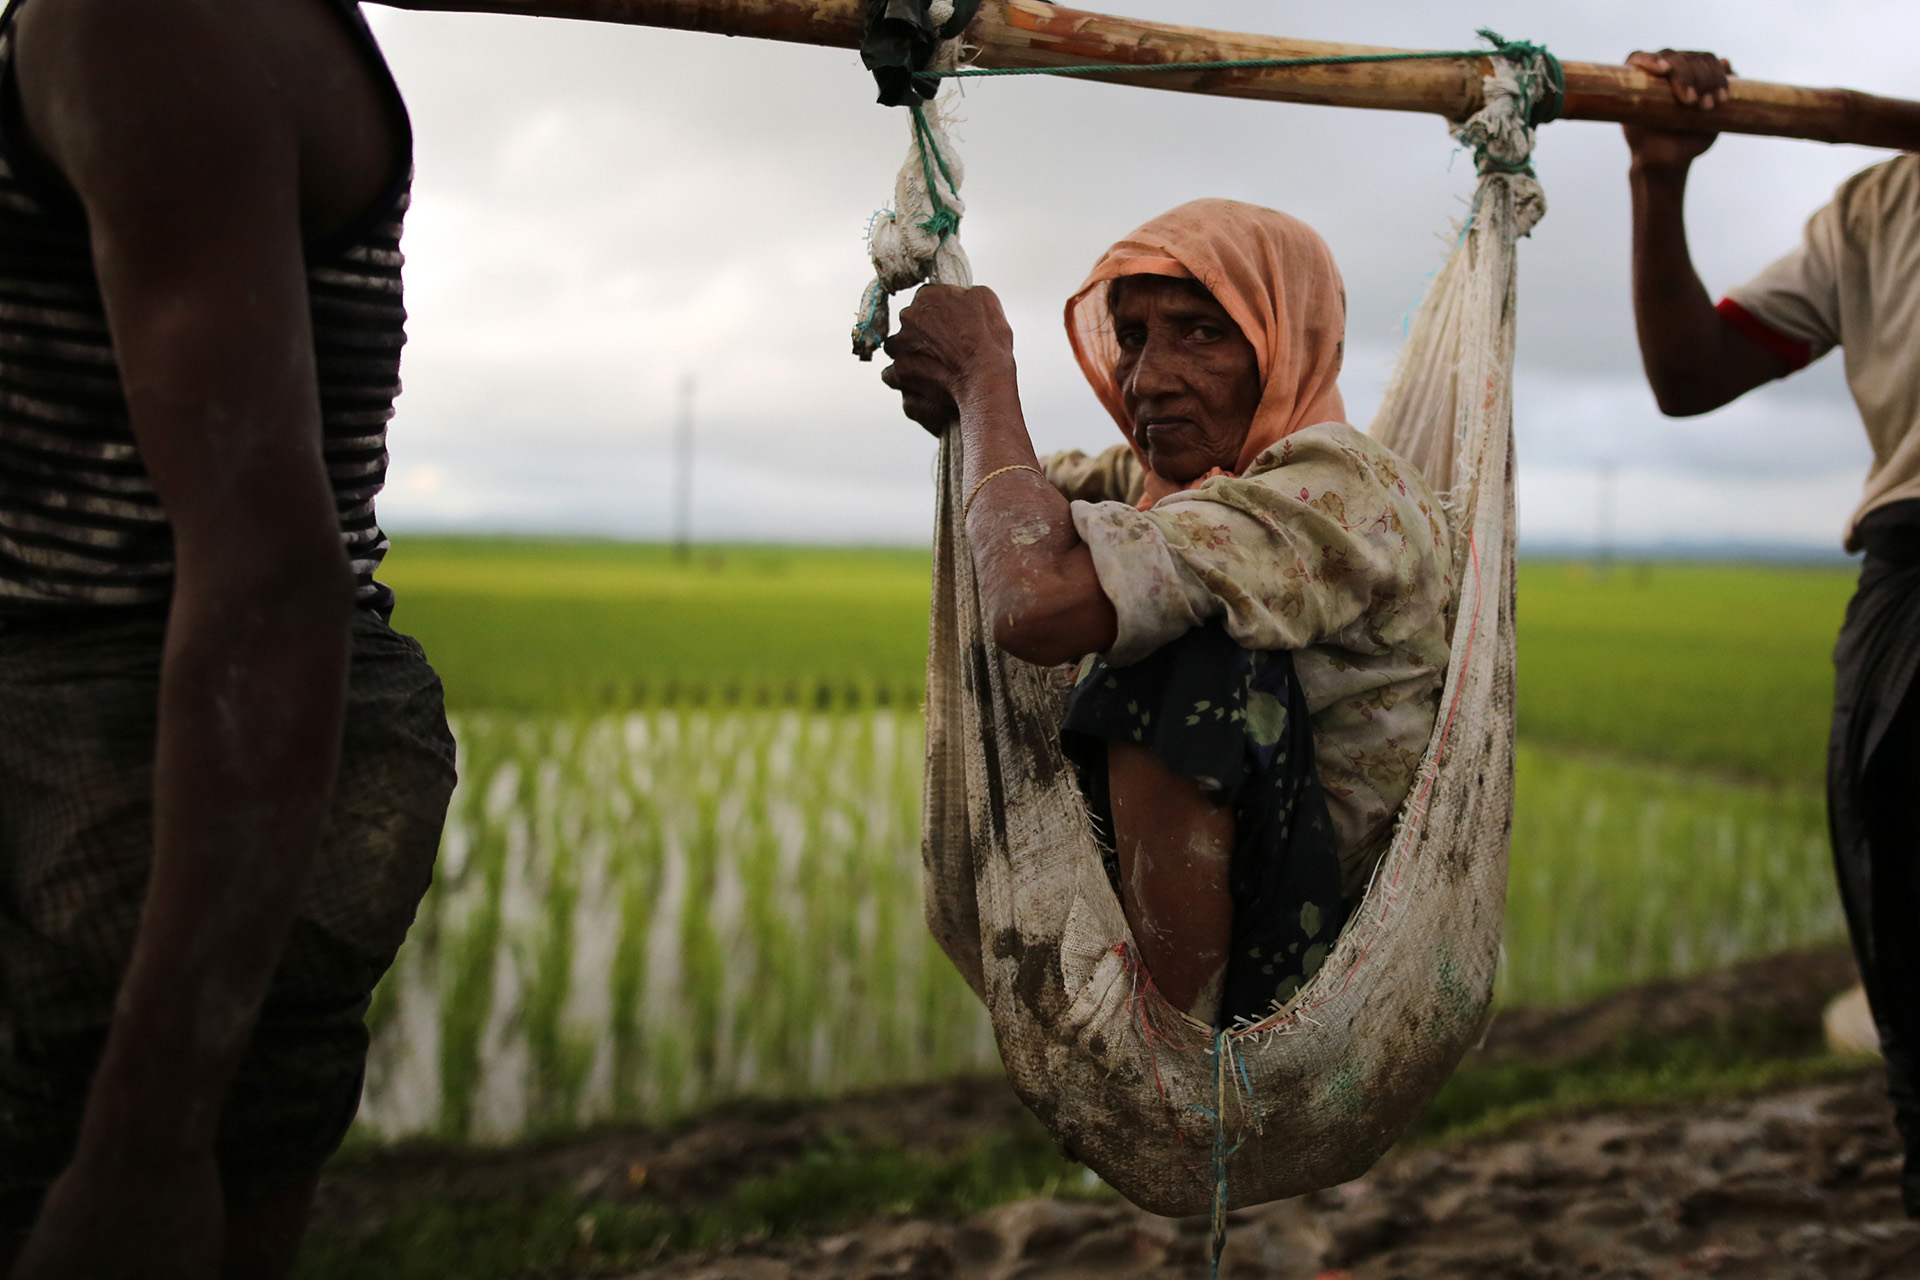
[0,0,410,616]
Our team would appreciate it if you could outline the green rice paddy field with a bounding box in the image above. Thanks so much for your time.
[357,538,1856,1142]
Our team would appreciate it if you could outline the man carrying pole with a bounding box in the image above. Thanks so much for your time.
[0,0,455,1275]
[1624,48,1920,1216]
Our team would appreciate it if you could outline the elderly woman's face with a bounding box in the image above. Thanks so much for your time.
[1110,276,1262,484]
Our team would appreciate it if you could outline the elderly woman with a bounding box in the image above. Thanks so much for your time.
[883,200,1452,1029]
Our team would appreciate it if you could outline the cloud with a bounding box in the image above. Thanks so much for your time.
[1518,463,1865,551]
[365,0,1912,551]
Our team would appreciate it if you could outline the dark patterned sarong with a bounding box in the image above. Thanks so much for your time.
[1061,620,1347,1028]
[0,608,455,1244]
[1831,499,1920,1217]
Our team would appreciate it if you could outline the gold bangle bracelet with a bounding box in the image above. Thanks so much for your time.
[962,464,1043,521]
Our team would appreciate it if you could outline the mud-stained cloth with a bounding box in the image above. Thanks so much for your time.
[910,42,1550,1216]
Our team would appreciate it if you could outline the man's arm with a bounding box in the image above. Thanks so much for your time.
[1625,49,1795,416]
[10,1,356,1273]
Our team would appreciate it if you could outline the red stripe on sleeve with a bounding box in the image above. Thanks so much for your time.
[1716,297,1813,371]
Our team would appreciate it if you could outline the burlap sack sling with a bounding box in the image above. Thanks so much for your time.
[910,57,1545,1216]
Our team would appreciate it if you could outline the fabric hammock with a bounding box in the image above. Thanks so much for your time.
[866,26,1545,1217]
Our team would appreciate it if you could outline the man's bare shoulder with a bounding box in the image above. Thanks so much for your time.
[16,0,261,71]
[15,0,396,241]
[15,0,376,142]
[15,0,286,159]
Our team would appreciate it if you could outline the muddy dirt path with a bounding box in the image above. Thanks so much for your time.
[645,1070,1909,1280]
[317,948,1912,1279]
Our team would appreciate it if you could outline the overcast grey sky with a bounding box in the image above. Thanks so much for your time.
[362,0,1916,553]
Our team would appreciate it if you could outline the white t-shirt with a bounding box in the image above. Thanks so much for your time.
[1722,153,1920,550]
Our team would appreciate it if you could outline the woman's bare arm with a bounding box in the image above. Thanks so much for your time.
[884,286,1229,1022]
[884,285,1116,666]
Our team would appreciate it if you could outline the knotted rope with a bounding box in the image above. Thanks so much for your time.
[852,0,972,359]
[1453,34,1551,234]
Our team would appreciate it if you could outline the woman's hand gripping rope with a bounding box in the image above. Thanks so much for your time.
[880,282,1012,436]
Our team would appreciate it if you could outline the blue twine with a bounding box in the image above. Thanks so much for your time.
[1204,1029,1253,1280]
[1180,1031,1259,1278]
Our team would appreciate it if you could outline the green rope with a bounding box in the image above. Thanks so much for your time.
[895,30,1558,250]
[1475,29,1564,127]
[915,31,1564,128]
[883,29,1559,255]
[909,100,962,239]
[892,30,1562,252]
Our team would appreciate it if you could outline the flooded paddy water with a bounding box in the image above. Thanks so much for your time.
[353,710,1842,1143]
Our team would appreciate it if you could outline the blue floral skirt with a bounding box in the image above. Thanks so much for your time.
[1061,621,1348,1027]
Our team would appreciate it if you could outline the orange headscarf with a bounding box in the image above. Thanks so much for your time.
[1065,199,1348,506]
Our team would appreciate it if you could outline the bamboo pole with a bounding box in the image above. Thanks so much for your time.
[380,0,1920,151]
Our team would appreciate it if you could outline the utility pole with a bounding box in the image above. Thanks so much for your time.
[674,373,694,562]
[1596,462,1616,574]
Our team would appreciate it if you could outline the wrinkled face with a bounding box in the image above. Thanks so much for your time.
[1110,276,1262,484]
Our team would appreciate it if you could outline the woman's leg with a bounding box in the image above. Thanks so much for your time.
[1107,741,1234,1024]
[1064,624,1345,1027]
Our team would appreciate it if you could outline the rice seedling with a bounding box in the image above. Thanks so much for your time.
[381,538,934,713]
[358,708,996,1142]
[1500,744,1839,1006]
[356,714,1843,1141]
[1515,560,1853,787]
[349,540,1860,1141]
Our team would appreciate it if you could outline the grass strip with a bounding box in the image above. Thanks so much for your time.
[1411,1042,1874,1148]
[296,1120,1091,1280]
[1514,560,1850,788]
